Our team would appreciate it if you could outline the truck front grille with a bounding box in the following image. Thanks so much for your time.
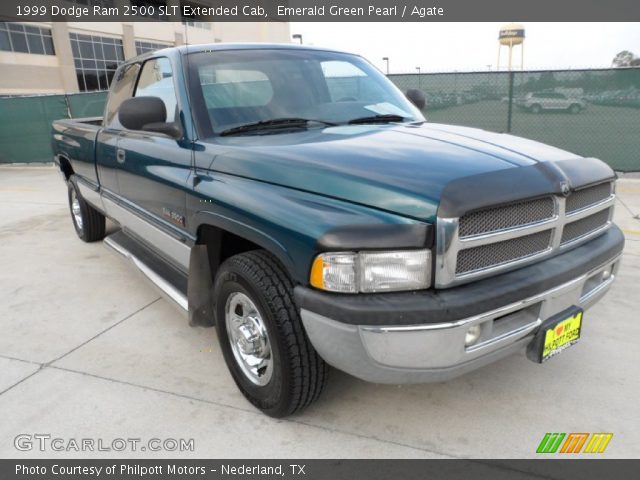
[561,208,612,245]
[456,230,553,275]
[459,197,555,238]
[566,182,612,214]
[436,181,614,287]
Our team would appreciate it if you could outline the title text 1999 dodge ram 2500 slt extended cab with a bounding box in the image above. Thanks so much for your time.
[52,44,624,417]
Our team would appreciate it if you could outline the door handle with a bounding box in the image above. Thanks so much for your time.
[116,148,126,164]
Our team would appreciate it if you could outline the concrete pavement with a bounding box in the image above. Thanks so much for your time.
[1,165,639,459]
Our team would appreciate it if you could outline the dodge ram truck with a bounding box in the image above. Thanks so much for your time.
[52,44,624,417]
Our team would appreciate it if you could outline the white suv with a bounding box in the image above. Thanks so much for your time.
[519,92,586,113]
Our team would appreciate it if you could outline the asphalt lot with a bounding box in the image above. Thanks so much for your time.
[0,165,639,459]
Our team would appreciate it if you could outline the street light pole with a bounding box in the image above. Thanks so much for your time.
[416,67,421,89]
[292,34,303,44]
[382,57,389,75]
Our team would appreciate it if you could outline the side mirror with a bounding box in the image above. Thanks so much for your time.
[118,96,181,138]
[405,89,426,111]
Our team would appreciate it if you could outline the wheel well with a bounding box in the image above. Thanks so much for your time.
[196,224,263,279]
[188,225,266,328]
[58,156,74,180]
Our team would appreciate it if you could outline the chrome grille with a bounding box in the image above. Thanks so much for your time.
[566,183,612,213]
[436,181,615,288]
[456,230,553,275]
[561,208,611,245]
[459,197,555,238]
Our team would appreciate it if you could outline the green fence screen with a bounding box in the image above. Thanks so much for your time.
[0,91,107,164]
[1,67,639,171]
[389,67,640,172]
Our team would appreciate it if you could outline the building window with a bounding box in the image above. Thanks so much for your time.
[135,40,172,56]
[181,20,211,30]
[181,19,212,30]
[69,32,124,91]
[181,1,212,29]
[0,22,55,55]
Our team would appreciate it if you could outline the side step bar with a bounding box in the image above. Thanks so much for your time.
[104,230,189,313]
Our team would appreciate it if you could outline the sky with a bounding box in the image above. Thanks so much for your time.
[289,22,640,73]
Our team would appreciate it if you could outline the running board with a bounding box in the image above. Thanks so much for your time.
[104,230,188,314]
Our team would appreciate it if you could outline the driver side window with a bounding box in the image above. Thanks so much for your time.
[104,63,140,128]
[135,57,177,122]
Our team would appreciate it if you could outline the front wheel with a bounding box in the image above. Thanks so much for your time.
[569,104,582,114]
[213,250,327,417]
[530,104,542,114]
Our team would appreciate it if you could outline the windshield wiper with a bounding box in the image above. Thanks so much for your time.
[347,114,407,125]
[219,118,336,136]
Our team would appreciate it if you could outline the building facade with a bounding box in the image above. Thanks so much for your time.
[0,7,290,95]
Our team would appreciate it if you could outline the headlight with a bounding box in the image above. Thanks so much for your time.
[310,250,432,293]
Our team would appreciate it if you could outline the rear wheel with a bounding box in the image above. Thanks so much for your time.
[569,104,582,114]
[530,104,542,114]
[214,250,327,417]
[67,176,105,242]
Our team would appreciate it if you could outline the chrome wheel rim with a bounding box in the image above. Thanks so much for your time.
[71,189,83,231]
[225,292,273,386]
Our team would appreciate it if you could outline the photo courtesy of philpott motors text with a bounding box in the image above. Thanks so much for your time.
[0,0,639,479]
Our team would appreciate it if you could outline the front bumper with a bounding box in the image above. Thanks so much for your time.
[296,226,624,384]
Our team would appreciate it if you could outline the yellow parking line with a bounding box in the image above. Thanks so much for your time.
[623,229,640,236]
[617,187,640,193]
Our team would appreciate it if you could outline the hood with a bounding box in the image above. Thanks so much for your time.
[200,123,583,222]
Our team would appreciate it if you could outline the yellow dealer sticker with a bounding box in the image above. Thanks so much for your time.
[542,311,583,362]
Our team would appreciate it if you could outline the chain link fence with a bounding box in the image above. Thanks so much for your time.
[389,67,640,172]
[0,91,107,164]
[1,68,639,171]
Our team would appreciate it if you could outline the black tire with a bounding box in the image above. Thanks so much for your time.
[569,104,582,114]
[213,250,327,417]
[67,176,106,242]
[530,104,542,114]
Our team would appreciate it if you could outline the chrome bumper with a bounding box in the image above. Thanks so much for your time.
[301,255,621,384]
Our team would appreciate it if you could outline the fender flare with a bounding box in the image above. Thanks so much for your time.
[191,210,299,282]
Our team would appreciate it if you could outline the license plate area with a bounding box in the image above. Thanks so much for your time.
[526,306,583,363]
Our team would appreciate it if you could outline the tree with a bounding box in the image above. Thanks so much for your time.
[536,71,557,90]
[612,50,640,67]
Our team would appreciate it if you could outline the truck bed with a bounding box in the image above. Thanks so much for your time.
[51,117,103,187]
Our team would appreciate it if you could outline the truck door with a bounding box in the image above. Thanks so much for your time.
[114,56,192,269]
[96,62,140,199]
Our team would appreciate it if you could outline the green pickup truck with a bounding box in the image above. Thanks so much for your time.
[52,44,624,417]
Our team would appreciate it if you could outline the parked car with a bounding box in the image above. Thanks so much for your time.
[588,89,640,108]
[52,44,624,417]
[517,91,586,113]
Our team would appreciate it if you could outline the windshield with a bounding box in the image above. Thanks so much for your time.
[185,48,425,137]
